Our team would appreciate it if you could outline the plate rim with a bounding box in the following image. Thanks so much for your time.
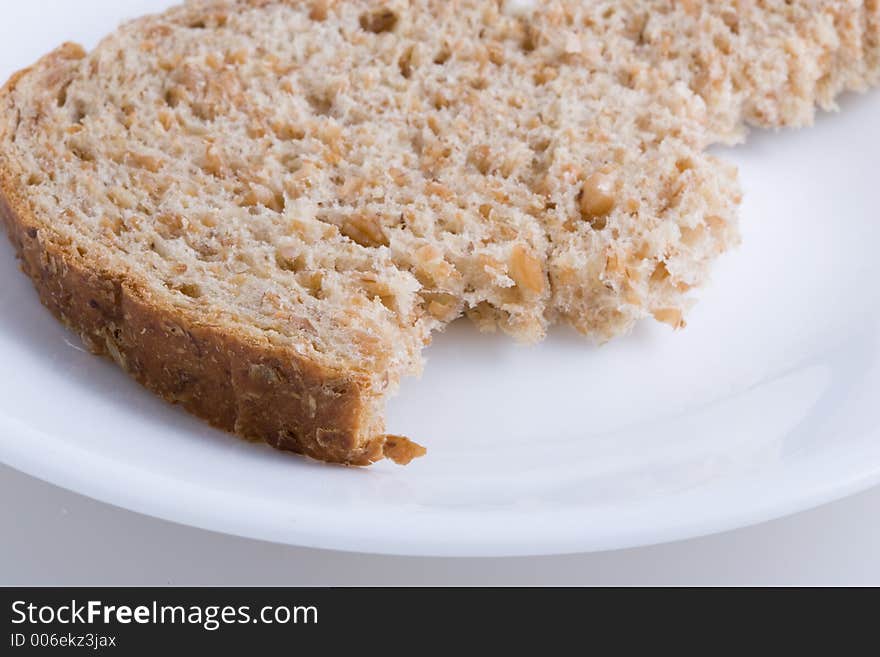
[3,411,880,557]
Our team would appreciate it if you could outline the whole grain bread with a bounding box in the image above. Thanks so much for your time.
[1,0,877,464]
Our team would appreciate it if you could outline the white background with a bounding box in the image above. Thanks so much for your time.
[2,2,879,584]
[3,463,880,586]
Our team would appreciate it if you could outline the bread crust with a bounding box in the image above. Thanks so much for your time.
[0,44,425,467]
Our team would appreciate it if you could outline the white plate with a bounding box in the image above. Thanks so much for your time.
[1,3,879,556]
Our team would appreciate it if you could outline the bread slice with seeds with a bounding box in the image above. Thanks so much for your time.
[0,0,876,464]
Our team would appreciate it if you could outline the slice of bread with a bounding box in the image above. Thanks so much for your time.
[1,1,877,465]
